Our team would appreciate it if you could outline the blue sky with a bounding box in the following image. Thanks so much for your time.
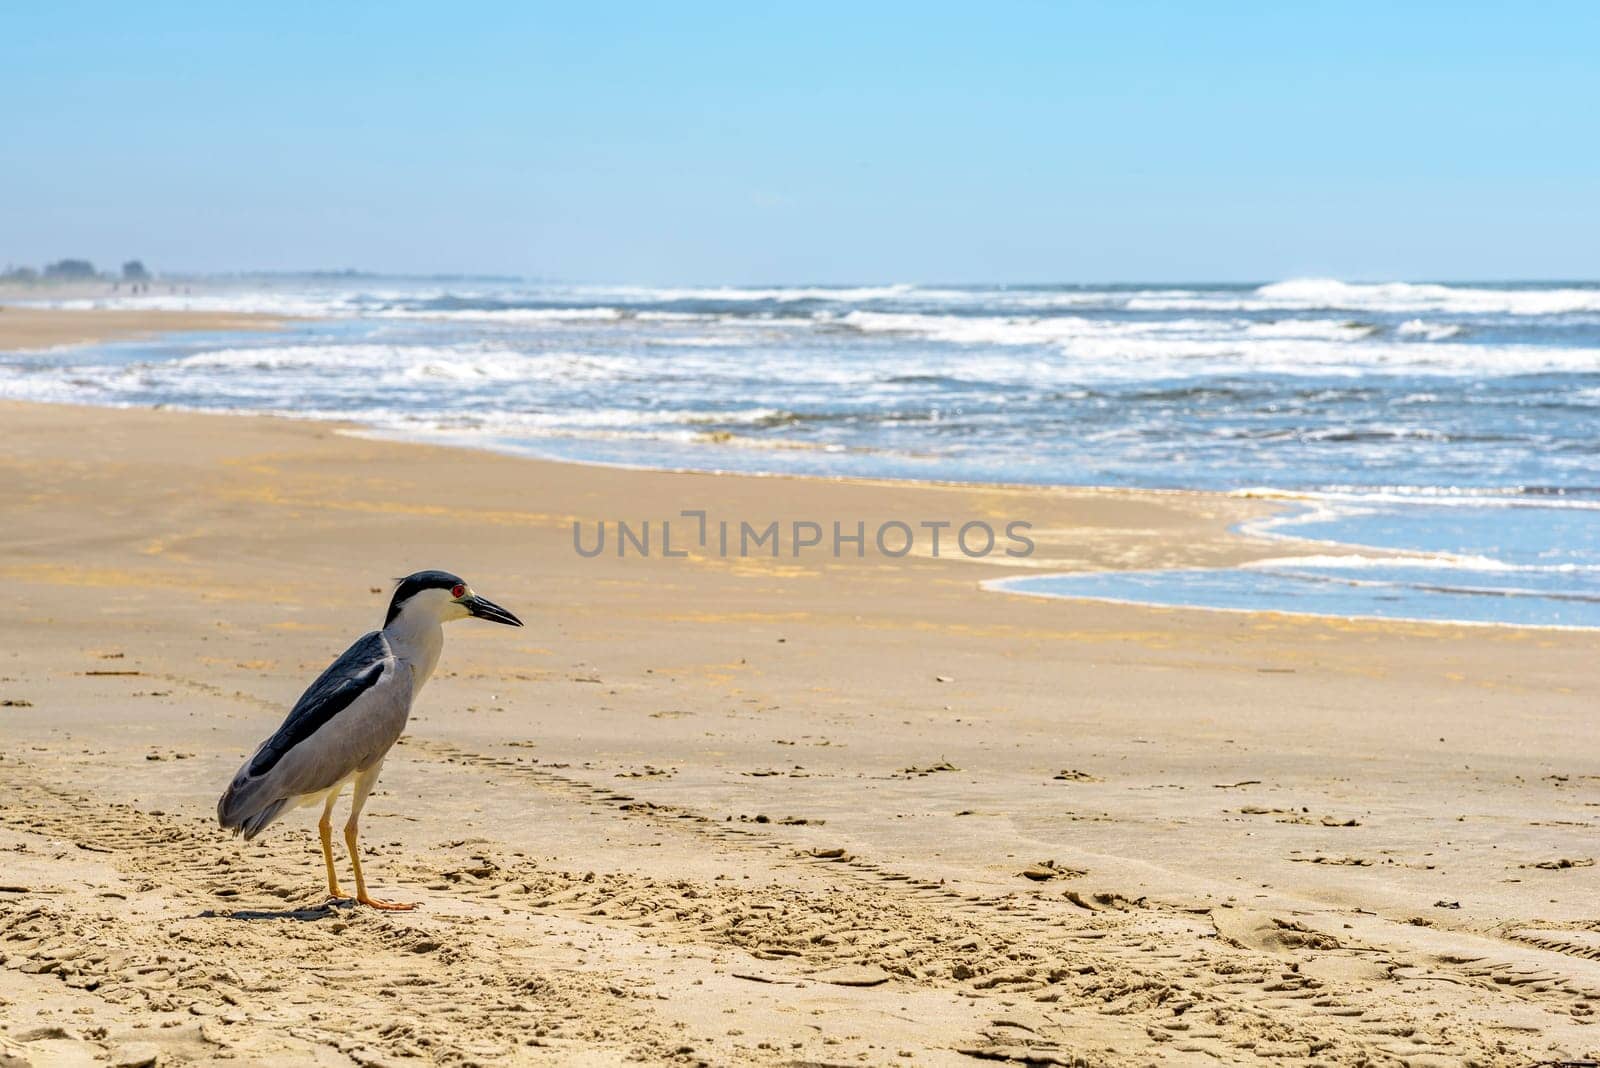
[4,2,1597,282]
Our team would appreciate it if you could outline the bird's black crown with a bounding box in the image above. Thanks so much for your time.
[385,569,465,626]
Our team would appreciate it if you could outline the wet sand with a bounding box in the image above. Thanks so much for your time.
[1,309,1597,1065]
[0,303,285,349]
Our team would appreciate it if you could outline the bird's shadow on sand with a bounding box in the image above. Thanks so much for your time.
[199,899,356,922]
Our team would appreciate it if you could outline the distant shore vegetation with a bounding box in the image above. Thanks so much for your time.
[2,258,154,283]
[1,263,528,285]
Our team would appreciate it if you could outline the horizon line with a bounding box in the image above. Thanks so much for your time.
[5,270,1600,288]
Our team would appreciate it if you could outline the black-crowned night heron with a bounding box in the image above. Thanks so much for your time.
[217,570,522,909]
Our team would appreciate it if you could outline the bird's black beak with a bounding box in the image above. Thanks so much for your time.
[465,594,523,627]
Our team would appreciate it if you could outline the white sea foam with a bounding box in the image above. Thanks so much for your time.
[837,310,1600,377]
[170,343,642,381]
[1129,279,1600,316]
[587,283,923,303]
[1243,553,1600,574]
[1235,486,1600,513]
[1395,319,1463,340]
[414,406,785,431]
[1240,319,1378,340]
[380,307,626,323]
[1256,279,1600,315]
[27,291,384,317]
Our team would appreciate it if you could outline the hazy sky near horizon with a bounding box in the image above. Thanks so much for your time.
[5,3,1597,284]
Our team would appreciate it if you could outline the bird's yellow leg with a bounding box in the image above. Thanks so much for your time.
[319,790,346,900]
[344,821,413,911]
[344,763,415,911]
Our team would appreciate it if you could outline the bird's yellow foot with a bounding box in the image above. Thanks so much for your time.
[356,895,416,911]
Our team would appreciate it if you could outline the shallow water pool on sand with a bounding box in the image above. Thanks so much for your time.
[996,496,1600,629]
[992,563,1600,629]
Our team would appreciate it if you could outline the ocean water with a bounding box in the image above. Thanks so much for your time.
[4,279,1598,627]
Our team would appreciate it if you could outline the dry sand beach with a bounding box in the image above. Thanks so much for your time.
[2,311,1598,1066]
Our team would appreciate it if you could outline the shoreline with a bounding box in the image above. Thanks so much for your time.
[12,394,1513,635]
[14,397,1593,633]
[347,423,1298,502]
[3,302,1585,635]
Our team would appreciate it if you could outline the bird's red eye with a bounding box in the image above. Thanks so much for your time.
[451,584,465,598]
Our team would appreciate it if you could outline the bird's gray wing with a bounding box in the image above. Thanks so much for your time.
[248,630,392,778]
[218,630,413,837]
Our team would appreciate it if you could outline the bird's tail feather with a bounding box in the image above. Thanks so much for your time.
[217,771,288,840]
[238,798,288,840]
